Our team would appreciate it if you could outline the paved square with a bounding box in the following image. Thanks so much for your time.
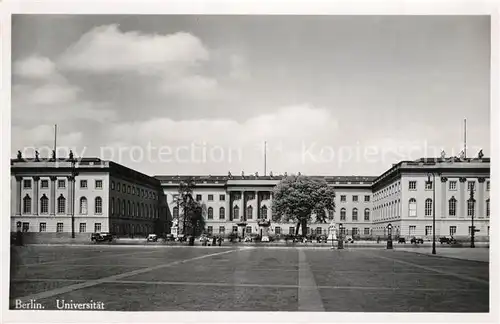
[10,245,489,312]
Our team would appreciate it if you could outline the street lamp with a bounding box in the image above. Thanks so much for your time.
[338,223,344,250]
[386,223,393,249]
[469,186,476,248]
[426,173,437,255]
[69,153,78,239]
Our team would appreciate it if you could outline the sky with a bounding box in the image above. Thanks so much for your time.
[11,15,491,177]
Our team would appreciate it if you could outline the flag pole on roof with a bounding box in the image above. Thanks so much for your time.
[464,118,467,159]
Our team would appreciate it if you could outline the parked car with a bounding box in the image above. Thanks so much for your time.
[147,234,158,242]
[398,237,406,244]
[261,236,270,242]
[410,236,424,244]
[244,236,253,242]
[91,232,113,243]
[439,236,457,244]
[317,235,328,243]
[164,234,175,241]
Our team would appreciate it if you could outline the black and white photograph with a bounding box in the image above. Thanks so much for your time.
[2,0,499,322]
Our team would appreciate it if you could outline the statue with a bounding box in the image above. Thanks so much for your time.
[298,172,301,176]
[241,171,244,177]
[328,220,337,241]
[17,150,22,159]
[284,172,287,176]
[35,150,40,161]
[69,150,74,160]
[255,171,258,177]
[478,149,484,159]
[269,171,273,177]
[228,171,232,178]
[440,150,446,159]
[51,150,56,160]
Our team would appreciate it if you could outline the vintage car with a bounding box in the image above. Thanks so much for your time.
[439,236,458,244]
[146,234,158,242]
[397,237,406,244]
[410,236,424,244]
[91,232,113,243]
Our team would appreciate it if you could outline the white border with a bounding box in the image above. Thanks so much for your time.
[1,0,499,323]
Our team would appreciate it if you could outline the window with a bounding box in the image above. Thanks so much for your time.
[219,194,225,201]
[173,207,179,218]
[486,181,490,191]
[486,199,490,217]
[467,199,475,217]
[39,195,49,214]
[95,197,103,214]
[39,223,46,232]
[58,179,66,188]
[289,227,295,235]
[56,223,64,233]
[340,195,346,202]
[352,195,358,202]
[123,201,126,216]
[80,180,87,189]
[364,208,370,221]
[80,197,88,214]
[425,181,433,190]
[41,180,49,188]
[468,181,475,191]
[127,185,131,194]
[340,208,346,221]
[123,186,126,194]
[79,223,86,233]
[207,226,213,235]
[111,181,115,190]
[111,197,114,215]
[316,227,322,235]
[352,208,358,221]
[247,206,253,219]
[117,183,121,191]
[219,226,225,234]
[95,180,103,189]
[449,197,457,216]
[208,194,214,201]
[409,181,417,190]
[23,179,32,189]
[425,199,433,216]
[23,195,32,214]
[261,206,268,219]
[208,207,214,219]
[232,226,238,233]
[364,195,370,202]
[408,198,417,217]
[275,227,281,235]
[233,206,240,219]
[22,222,29,232]
[141,189,144,197]
[95,223,102,233]
[352,228,359,236]
[425,226,432,236]
[364,228,370,235]
[245,226,251,234]
[219,207,225,220]
[449,226,457,236]
[449,181,457,190]
[468,226,473,236]
[57,195,66,214]
[196,194,202,201]
[409,225,416,235]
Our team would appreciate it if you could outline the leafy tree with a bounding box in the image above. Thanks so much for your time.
[176,179,206,237]
[272,175,336,237]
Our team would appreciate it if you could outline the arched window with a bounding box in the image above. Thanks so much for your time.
[486,199,490,217]
[219,207,225,220]
[364,208,370,221]
[340,208,346,221]
[173,206,179,218]
[80,197,88,214]
[425,199,432,216]
[352,208,358,221]
[408,198,417,217]
[23,194,32,214]
[57,194,66,214]
[142,203,146,218]
[138,203,141,217]
[117,198,121,216]
[122,200,126,215]
[233,206,240,219]
[246,206,253,219]
[150,205,153,218]
[111,197,114,215]
[95,197,103,214]
[261,206,268,219]
[449,197,457,216]
[467,199,475,217]
[208,207,214,219]
[127,201,131,216]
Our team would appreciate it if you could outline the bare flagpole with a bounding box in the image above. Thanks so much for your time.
[464,118,467,159]
[264,141,267,176]
[54,124,57,159]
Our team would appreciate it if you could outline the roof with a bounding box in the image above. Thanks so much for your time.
[154,175,378,184]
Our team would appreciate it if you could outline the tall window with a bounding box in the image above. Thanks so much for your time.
[80,197,88,214]
[79,223,86,233]
[111,197,114,215]
[95,223,102,233]
[449,181,457,190]
[449,197,457,216]
[245,226,251,234]
[173,207,179,218]
[208,207,214,219]
[364,228,370,235]
[486,199,490,217]
[449,226,457,236]
[364,208,370,221]
[352,208,358,221]
[57,195,66,214]
[289,227,295,235]
[261,206,268,219]
[425,226,432,236]
[467,199,475,217]
[275,226,281,235]
[232,226,238,233]
[39,223,46,232]
[352,228,359,236]
[316,227,322,235]
[247,206,253,219]
[126,200,130,216]
[207,226,213,234]
[219,207,225,220]
[409,181,417,190]
[219,226,225,234]
[340,208,346,221]
[409,225,416,235]
[425,199,433,216]
[408,198,417,217]
[40,195,49,214]
[22,222,30,232]
[122,201,126,215]
[233,206,240,219]
[23,194,32,214]
[56,223,64,233]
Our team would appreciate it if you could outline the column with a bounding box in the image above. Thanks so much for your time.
[33,176,40,215]
[67,176,75,216]
[459,177,466,218]
[229,192,233,221]
[15,176,22,216]
[477,178,485,218]
[257,191,261,219]
[439,177,447,237]
[241,190,246,221]
[50,176,57,215]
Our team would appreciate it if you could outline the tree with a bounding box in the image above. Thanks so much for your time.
[176,179,206,237]
[272,175,336,237]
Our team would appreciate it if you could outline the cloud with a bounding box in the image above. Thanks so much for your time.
[58,24,210,74]
[13,55,57,79]
[229,54,251,80]
[159,74,220,99]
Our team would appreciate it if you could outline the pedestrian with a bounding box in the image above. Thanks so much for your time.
[212,236,217,246]
[218,237,222,246]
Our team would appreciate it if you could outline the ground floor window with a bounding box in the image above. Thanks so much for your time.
[449,226,457,236]
[79,223,86,233]
[22,222,29,232]
[275,226,281,235]
[352,228,358,236]
[39,222,46,232]
[316,227,322,235]
[364,228,370,235]
[245,226,251,234]
[56,223,64,233]
[219,226,225,234]
[409,225,416,235]
[425,226,432,236]
[289,227,295,235]
[232,226,238,233]
[95,223,101,233]
[207,226,213,235]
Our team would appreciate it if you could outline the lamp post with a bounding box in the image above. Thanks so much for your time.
[69,154,78,239]
[386,223,393,249]
[470,187,476,248]
[338,223,344,250]
[426,173,436,255]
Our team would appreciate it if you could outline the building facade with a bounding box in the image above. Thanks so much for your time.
[157,157,490,240]
[11,157,169,237]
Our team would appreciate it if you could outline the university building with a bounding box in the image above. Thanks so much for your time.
[10,156,169,238]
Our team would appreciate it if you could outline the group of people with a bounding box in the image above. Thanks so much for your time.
[201,236,223,246]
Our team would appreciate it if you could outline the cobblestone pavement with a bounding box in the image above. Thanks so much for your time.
[9,245,489,312]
